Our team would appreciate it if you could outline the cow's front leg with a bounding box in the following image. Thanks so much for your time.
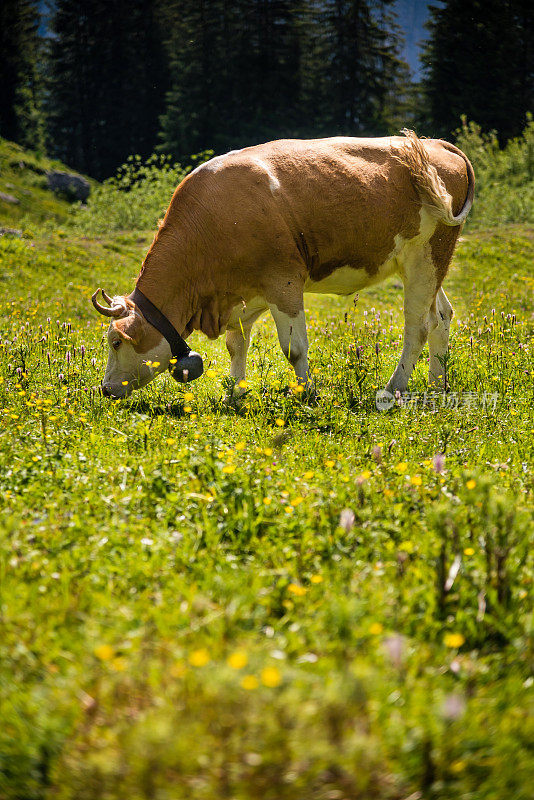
[225,307,266,398]
[384,258,438,397]
[226,326,251,391]
[269,304,311,387]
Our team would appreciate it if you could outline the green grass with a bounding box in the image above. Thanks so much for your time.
[0,149,533,799]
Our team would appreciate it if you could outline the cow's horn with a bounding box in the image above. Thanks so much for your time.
[91,288,124,318]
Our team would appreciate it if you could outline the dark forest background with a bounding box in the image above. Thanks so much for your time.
[1,0,533,180]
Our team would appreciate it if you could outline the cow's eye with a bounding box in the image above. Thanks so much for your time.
[112,340,121,350]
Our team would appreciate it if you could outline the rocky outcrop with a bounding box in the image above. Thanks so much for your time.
[0,191,19,205]
[0,228,23,238]
[46,171,90,202]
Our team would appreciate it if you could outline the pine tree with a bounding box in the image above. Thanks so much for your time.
[0,0,45,150]
[47,0,169,178]
[423,0,534,142]
[158,0,407,158]
[306,0,407,136]
[158,0,306,158]
[157,0,222,158]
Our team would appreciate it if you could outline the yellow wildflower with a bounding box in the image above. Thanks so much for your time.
[227,650,248,670]
[241,674,259,690]
[369,622,383,635]
[189,648,210,666]
[94,644,114,661]
[261,666,282,687]
[444,633,465,648]
[288,583,307,596]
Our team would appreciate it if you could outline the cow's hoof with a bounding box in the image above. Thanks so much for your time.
[290,382,317,404]
[300,386,319,405]
[223,390,247,410]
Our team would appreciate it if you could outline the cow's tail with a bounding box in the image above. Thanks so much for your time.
[395,129,475,226]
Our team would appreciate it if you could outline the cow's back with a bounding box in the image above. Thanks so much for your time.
[158,136,468,312]
[180,138,420,283]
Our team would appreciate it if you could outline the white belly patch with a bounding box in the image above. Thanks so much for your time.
[304,260,398,296]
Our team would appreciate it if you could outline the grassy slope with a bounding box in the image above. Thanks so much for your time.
[0,149,533,799]
[0,138,93,228]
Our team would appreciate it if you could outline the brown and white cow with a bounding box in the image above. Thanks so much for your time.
[92,130,474,400]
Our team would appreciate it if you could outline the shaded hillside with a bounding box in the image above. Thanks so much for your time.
[0,138,95,228]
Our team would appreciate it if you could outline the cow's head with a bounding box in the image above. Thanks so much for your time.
[92,289,171,398]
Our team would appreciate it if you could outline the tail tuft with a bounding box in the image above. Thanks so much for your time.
[394,129,474,226]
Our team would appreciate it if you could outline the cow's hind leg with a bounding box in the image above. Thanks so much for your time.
[384,246,439,397]
[225,305,267,396]
[269,303,310,386]
[428,287,453,389]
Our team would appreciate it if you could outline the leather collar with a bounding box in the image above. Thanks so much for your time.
[129,286,191,359]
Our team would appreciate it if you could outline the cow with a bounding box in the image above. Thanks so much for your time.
[92,130,474,401]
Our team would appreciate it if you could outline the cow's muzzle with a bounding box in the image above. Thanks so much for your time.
[169,352,204,383]
[101,382,129,399]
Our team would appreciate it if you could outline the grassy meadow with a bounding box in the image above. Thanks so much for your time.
[1,136,533,799]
